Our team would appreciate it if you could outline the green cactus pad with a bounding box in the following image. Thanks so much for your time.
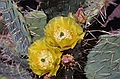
[84,0,105,23]
[25,11,47,42]
[0,0,32,56]
[40,0,85,19]
[85,34,120,79]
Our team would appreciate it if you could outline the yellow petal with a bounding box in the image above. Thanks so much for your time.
[44,36,58,47]
[28,38,62,77]
[48,65,60,77]
[45,16,85,51]
[48,58,61,76]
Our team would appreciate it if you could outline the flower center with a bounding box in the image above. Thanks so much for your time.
[60,32,64,37]
[54,28,73,41]
[41,58,45,62]
[38,50,53,68]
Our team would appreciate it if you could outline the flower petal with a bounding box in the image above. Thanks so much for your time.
[45,16,85,50]
[28,38,62,76]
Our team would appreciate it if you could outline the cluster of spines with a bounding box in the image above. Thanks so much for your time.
[0,0,31,57]
[85,34,120,79]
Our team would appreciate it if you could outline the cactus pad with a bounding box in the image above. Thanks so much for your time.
[85,34,120,79]
[0,0,31,56]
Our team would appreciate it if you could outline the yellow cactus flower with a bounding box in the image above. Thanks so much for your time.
[28,38,62,77]
[44,16,85,51]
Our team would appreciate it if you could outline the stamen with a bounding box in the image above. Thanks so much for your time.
[41,58,45,62]
[39,50,53,68]
[60,32,64,37]
[54,28,73,41]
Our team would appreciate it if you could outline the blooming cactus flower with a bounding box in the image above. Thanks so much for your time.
[44,16,85,51]
[28,38,62,77]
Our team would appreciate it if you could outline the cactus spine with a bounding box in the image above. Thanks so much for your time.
[0,0,31,56]
[85,34,120,79]
[25,11,47,42]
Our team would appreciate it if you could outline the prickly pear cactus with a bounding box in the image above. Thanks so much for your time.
[40,0,85,20]
[84,0,105,24]
[0,0,31,56]
[25,11,47,42]
[0,48,32,79]
[85,34,120,79]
